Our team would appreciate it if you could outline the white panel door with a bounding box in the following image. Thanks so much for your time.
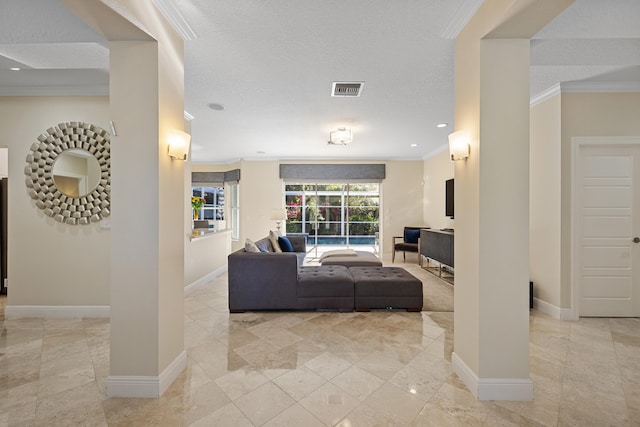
[578,145,640,317]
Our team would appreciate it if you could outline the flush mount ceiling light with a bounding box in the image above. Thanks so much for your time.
[331,82,364,97]
[328,127,352,145]
[436,123,448,128]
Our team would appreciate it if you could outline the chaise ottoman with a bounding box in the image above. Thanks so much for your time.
[296,265,355,311]
[349,267,423,312]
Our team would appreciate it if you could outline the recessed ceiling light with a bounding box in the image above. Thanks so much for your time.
[436,123,448,128]
[207,103,224,111]
[9,67,20,71]
[410,143,418,147]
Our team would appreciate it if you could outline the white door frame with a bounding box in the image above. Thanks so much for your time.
[571,136,640,320]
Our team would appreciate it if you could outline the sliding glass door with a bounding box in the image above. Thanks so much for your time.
[285,183,379,256]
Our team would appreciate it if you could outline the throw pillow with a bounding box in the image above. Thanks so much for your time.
[245,238,260,253]
[278,236,295,252]
[404,228,420,244]
[269,230,282,253]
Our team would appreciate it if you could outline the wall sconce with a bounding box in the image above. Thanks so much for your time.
[448,130,470,161]
[328,127,352,145]
[271,209,288,232]
[168,130,191,160]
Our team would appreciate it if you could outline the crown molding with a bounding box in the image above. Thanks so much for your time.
[440,0,484,39]
[530,81,640,107]
[530,83,561,106]
[152,0,197,41]
[560,80,640,93]
[0,84,109,96]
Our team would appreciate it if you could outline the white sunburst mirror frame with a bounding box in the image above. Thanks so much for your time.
[25,121,111,225]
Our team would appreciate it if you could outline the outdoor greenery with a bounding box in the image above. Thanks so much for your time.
[284,183,379,239]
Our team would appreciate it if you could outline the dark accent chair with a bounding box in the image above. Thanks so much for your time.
[392,226,424,265]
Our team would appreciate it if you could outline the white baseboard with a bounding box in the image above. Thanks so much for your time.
[452,352,534,401]
[106,350,187,398]
[5,305,110,318]
[533,298,575,320]
[184,265,228,294]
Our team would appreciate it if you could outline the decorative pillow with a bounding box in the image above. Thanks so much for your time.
[255,239,271,252]
[404,228,420,244]
[245,238,260,253]
[269,230,282,253]
[319,249,358,261]
[278,236,295,252]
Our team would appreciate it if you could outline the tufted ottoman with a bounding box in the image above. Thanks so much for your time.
[296,265,355,311]
[349,267,423,312]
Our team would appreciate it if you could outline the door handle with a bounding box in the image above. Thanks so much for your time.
[634,237,640,243]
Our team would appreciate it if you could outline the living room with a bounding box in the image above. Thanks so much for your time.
[2,0,640,424]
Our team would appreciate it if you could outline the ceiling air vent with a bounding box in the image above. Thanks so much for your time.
[331,82,364,97]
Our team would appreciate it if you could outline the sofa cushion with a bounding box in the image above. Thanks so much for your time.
[278,236,295,252]
[255,238,272,252]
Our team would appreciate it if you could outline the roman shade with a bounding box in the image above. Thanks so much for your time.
[192,169,240,186]
[279,164,385,182]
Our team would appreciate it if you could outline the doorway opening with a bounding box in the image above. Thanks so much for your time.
[285,183,380,259]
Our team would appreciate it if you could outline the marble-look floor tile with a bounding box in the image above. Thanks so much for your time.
[214,366,270,400]
[355,350,406,380]
[299,382,360,426]
[362,382,426,424]
[3,269,640,426]
[263,403,325,427]
[331,365,385,402]
[234,382,295,425]
[34,381,106,427]
[272,365,327,401]
[304,351,352,380]
[189,402,253,427]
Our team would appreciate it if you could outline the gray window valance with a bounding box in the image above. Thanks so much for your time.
[279,164,385,182]
[192,169,240,186]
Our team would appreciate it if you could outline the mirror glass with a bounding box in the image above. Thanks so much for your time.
[52,148,101,198]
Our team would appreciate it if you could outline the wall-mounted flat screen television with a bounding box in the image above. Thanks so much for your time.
[445,178,454,218]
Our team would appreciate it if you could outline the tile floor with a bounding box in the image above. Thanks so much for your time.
[1,262,639,426]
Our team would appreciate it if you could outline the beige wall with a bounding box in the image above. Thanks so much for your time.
[203,160,424,258]
[185,162,239,282]
[0,96,111,306]
[184,231,231,286]
[423,148,454,230]
[381,160,424,260]
[559,92,640,307]
[530,95,562,307]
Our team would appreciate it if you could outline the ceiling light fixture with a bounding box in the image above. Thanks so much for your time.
[207,103,224,111]
[410,143,418,147]
[9,67,20,71]
[328,127,352,145]
[437,123,448,128]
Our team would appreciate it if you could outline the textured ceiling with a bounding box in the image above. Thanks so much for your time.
[1,0,639,163]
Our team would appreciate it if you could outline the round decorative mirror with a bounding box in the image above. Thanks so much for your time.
[25,122,111,225]
[52,148,101,198]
